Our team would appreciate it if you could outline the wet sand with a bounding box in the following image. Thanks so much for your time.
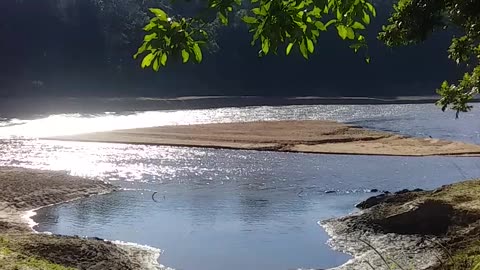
[49,120,480,156]
[0,167,163,270]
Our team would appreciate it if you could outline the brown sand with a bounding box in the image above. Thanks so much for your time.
[0,167,115,233]
[0,167,162,270]
[49,120,480,156]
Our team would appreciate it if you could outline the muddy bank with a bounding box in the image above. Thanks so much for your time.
[322,180,480,270]
[0,167,164,270]
[48,120,480,156]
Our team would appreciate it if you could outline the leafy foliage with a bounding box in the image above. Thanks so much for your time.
[379,0,480,116]
[134,8,208,71]
[135,0,377,70]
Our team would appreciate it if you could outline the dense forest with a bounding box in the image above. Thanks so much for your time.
[0,0,462,97]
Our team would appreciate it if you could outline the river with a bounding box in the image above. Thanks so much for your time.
[0,102,479,270]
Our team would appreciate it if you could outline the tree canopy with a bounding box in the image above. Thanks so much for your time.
[133,0,377,69]
[379,0,480,116]
[135,0,480,115]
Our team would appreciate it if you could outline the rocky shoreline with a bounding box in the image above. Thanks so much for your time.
[0,167,165,270]
[322,180,480,270]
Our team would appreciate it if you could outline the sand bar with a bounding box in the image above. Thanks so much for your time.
[48,120,480,156]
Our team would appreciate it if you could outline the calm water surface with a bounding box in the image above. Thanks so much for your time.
[0,103,480,270]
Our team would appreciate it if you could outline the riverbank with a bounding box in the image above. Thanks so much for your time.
[0,167,164,270]
[323,180,480,269]
[0,96,470,118]
[48,120,480,156]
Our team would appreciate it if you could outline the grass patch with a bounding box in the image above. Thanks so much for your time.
[441,243,480,270]
[0,234,75,270]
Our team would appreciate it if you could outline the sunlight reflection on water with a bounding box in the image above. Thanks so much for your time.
[1,104,472,138]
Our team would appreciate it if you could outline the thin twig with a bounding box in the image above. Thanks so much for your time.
[359,238,393,270]
[424,238,455,264]
[365,260,376,270]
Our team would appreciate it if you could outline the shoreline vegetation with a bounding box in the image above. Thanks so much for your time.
[0,167,164,270]
[48,120,480,157]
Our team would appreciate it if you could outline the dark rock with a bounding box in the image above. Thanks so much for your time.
[370,189,379,193]
[325,190,336,194]
[356,193,389,209]
[395,189,411,195]
[88,237,105,241]
[395,188,423,195]
[374,200,454,235]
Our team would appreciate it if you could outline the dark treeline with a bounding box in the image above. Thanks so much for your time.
[0,0,461,97]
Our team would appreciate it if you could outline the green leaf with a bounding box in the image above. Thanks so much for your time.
[336,9,342,20]
[252,7,266,16]
[144,33,157,42]
[181,49,190,63]
[362,11,371,24]
[141,53,155,68]
[296,1,305,9]
[242,16,258,24]
[299,39,308,59]
[323,5,329,14]
[227,6,233,12]
[349,44,362,53]
[164,36,172,46]
[325,19,336,28]
[262,37,270,54]
[286,42,294,55]
[143,21,156,31]
[336,25,348,40]
[309,7,321,17]
[192,43,203,62]
[263,1,271,11]
[153,57,160,71]
[346,27,355,39]
[149,8,168,21]
[306,38,314,53]
[366,2,376,17]
[160,53,167,66]
[365,57,371,64]
[134,43,147,59]
[315,21,326,31]
[218,12,228,25]
[352,22,365,30]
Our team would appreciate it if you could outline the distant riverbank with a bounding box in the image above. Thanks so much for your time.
[48,120,480,156]
[0,96,474,118]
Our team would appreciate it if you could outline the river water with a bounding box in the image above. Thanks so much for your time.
[0,103,479,270]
